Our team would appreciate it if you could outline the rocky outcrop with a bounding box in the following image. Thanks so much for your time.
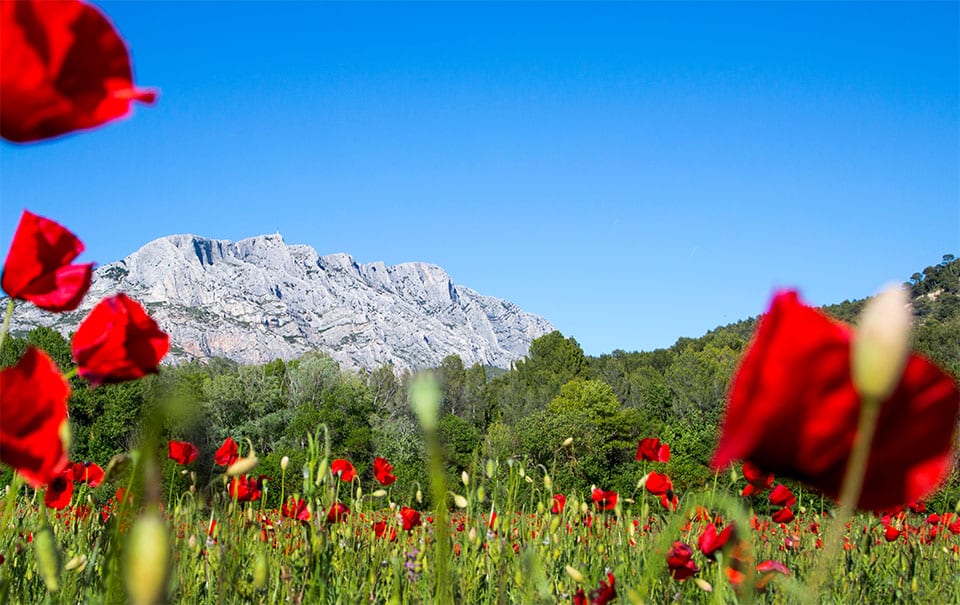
[6,234,554,371]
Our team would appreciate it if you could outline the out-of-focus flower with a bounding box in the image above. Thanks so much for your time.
[399,506,422,531]
[72,294,169,387]
[167,441,199,466]
[699,522,735,560]
[373,457,396,486]
[326,502,349,524]
[551,493,567,514]
[0,0,156,143]
[71,461,104,487]
[591,488,618,511]
[769,484,797,508]
[636,437,671,462]
[1,210,92,311]
[740,462,774,497]
[0,347,70,486]
[281,497,310,522]
[666,541,699,580]
[44,468,74,509]
[228,475,267,502]
[711,290,960,510]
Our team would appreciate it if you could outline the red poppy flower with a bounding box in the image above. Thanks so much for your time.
[591,488,618,511]
[214,437,239,467]
[883,525,901,542]
[326,502,349,524]
[771,507,794,524]
[578,572,616,605]
[0,0,156,143]
[44,469,74,509]
[373,456,396,486]
[1,210,93,312]
[740,461,774,497]
[769,484,797,508]
[228,475,266,502]
[551,493,567,514]
[711,291,960,511]
[71,461,104,487]
[0,347,70,487]
[71,293,169,387]
[666,541,699,580]
[698,522,735,560]
[399,506,422,531]
[167,440,199,466]
[636,437,670,462]
[373,520,397,541]
[281,497,310,522]
[330,458,356,482]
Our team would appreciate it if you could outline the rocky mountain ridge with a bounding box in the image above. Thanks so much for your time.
[6,233,555,371]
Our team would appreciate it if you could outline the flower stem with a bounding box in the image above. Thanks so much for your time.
[0,298,14,355]
[805,395,881,602]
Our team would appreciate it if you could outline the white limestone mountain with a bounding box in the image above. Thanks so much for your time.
[7,234,555,371]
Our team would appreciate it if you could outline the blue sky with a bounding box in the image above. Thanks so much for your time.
[2,2,957,356]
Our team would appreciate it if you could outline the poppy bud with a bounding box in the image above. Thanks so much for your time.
[416,488,423,504]
[315,459,328,486]
[409,375,441,432]
[33,526,60,592]
[65,554,87,573]
[477,486,486,502]
[124,511,169,605]
[543,474,552,491]
[562,437,574,448]
[252,550,268,590]
[852,285,912,401]
[485,459,495,478]
[226,439,258,477]
[280,456,289,471]
[453,494,468,508]
[372,489,387,498]
[565,565,585,583]
[461,471,470,486]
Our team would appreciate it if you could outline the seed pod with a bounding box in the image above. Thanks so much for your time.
[564,565,585,583]
[33,526,60,592]
[124,511,169,605]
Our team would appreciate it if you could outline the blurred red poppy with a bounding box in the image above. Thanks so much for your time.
[574,572,616,605]
[1,210,93,312]
[771,507,794,524]
[326,502,349,524]
[740,461,774,497]
[399,506,422,531]
[712,291,960,510]
[373,456,396,486]
[0,347,70,487]
[44,469,74,509]
[551,493,567,514]
[168,440,199,465]
[0,0,156,143]
[214,437,239,466]
[591,488,618,511]
[769,484,797,508]
[373,520,397,541]
[331,458,356,482]
[666,541,699,580]
[281,497,310,522]
[636,437,670,462]
[72,293,169,387]
[71,461,104,487]
[699,522,735,560]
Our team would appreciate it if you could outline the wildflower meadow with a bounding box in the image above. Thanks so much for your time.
[2,1,960,604]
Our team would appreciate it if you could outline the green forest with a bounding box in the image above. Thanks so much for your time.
[4,255,958,510]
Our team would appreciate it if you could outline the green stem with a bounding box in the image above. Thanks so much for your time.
[0,298,14,355]
[805,396,881,602]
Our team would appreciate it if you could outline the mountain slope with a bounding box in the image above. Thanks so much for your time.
[6,233,555,371]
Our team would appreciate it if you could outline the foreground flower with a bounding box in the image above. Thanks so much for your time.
[636,437,670,462]
[0,0,156,143]
[1,210,93,311]
[0,347,70,486]
[711,290,960,510]
[167,441,199,466]
[331,459,356,482]
[373,457,396,486]
[72,294,170,387]
[214,437,239,467]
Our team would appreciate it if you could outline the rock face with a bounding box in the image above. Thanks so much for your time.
[6,234,555,371]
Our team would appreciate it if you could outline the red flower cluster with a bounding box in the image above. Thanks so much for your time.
[373,457,396,486]
[228,475,267,502]
[1,0,156,143]
[712,291,960,510]
[636,437,670,463]
[0,347,70,487]
[167,440,199,466]
[1,210,92,311]
[399,506,422,531]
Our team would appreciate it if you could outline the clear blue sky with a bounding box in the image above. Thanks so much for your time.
[2,1,957,356]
